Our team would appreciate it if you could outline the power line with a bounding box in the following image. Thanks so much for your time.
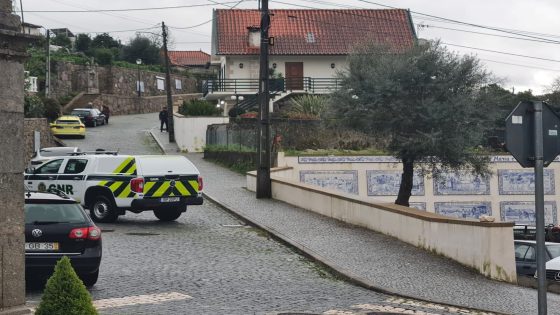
[354,0,560,44]
[480,59,560,72]
[418,24,560,45]
[25,1,255,13]
[443,42,560,63]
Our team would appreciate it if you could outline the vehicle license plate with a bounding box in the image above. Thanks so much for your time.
[161,197,180,202]
[25,242,59,251]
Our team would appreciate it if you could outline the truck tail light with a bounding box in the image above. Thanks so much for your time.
[130,177,144,193]
[198,176,203,191]
[69,227,101,240]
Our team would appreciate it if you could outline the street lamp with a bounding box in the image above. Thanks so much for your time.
[136,58,142,97]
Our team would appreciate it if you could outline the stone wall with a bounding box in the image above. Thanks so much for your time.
[91,93,201,116]
[51,61,197,100]
[24,118,59,161]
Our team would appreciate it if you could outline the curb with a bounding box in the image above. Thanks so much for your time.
[148,129,167,155]
[149,130,506,315]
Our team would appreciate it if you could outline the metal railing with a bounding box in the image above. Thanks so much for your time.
[203,77,341,95]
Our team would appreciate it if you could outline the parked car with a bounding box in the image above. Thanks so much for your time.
[514,224,560,243]
[70,108,106,127]
[515,240,560,276]
[543,256,560,282]
[30,147,81,167]
[24,189,102,287]
[50,115,86,138]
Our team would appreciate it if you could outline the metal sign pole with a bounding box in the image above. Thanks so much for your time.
[534,101,547,315]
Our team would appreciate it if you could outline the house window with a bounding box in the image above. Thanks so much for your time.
[306,32,316,43]
[156,76,165,91]
[175,79,182,90]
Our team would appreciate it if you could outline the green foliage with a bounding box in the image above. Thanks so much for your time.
[35,256,98,315]
[90,33,120,50]
[58,92,79,106]
[51,34,72,49]
[51,51,90,65]
[43,98,61,121]
[92,48,114,65]
[329,40,494,204]
[121,35,161,65]
[179,99,221,116]
[287,95,328,119]
[75,34,92,53]
[205,144,256,153]
[24,95,45,118]
[112,60,165,73]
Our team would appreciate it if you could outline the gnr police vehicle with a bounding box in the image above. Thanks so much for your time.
[25,153,203,222]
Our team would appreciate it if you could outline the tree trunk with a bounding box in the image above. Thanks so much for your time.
[395,157,414,207]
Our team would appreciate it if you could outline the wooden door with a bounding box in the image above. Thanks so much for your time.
[285,62,304,90]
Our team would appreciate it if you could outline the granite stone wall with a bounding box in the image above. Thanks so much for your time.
[24,118,59,161]
[0,1,35,313]
[90,93,201,116]
[51,61,197,100]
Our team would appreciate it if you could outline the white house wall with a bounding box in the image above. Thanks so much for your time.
[225,55,347,79]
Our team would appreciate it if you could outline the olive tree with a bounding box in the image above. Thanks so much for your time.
[328,40,493,206]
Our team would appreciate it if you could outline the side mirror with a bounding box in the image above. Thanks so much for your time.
[25,167,36,174]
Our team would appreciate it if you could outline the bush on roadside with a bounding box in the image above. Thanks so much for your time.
[179,99,221,116]
[24,94,45,118]
[35,256,98,315]
[43,98,61,121]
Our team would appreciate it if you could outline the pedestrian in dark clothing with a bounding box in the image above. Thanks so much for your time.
[102,105,111,124]
[159,108,168,132]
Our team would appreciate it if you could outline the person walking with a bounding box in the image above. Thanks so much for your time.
[159,107,168,132]
[101,105,111,124]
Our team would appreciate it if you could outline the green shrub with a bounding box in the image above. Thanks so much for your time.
[179,99,221,116]
[287,95,328,118]
[43,98,61,121]
[92,48,113,65]
[35,256,98,315]
[24,95,45,118]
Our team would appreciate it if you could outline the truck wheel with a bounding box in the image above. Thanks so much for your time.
[154,208,183,221]
[90,195,118,223]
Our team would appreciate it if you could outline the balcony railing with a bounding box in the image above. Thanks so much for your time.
[203,77,341,96]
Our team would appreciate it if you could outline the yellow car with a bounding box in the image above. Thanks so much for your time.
[50,115,86,138]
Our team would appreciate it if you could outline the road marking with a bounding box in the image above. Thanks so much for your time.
[93,292,192,310]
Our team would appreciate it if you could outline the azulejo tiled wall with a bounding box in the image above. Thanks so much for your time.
[280,154,560,225]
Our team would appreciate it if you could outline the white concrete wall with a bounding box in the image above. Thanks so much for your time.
[225,55,347,80]
[275,153,560,225]
[173,114,229,152]
[246,170,517,283]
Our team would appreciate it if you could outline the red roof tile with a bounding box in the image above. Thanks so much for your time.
[214,9,416,55]
[168,50,210,66]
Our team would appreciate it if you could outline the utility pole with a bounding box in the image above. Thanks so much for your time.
[45,29,50,98]
[162,21,175,143]
[256,0,271,198]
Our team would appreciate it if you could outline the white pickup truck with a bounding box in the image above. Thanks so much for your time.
[25,153,203,222]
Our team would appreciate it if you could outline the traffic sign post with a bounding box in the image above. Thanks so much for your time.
[505,101,560,315]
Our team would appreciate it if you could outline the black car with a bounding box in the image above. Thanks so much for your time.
[71,108,106,127]
[25,190,102,287]
[514,240,560,277]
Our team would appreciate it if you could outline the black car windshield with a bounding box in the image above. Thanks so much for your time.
[25,203,88,224]
[548,245,560,259]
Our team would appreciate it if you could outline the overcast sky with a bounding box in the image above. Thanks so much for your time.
[17,0,560,94]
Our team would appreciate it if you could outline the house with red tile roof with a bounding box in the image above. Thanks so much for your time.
[169,50,211,69]
[206,8,416,111]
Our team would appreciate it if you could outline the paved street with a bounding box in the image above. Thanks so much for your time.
[26,113,478,315]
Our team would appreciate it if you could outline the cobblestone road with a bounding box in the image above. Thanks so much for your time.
[26,113,495,315]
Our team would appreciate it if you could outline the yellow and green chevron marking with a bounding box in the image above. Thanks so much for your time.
[113,157,137,175]
[143,179,198,197]
[98,180,136,198]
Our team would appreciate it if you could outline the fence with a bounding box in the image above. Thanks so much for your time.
[206,119,323,151]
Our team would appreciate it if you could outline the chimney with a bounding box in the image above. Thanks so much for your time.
[247,26,260,48]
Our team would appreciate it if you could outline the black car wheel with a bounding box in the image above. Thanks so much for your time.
[89,195,118,223]
[81,270,99,287]
[154,208,183,221]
